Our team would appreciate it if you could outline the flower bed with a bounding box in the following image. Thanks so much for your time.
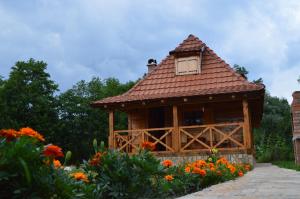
[0,128,252,198]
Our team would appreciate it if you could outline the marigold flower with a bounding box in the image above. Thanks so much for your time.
[162,159,173,167]
[89,152,102,166]
[53,159,62,169]
[193,160,206,168]
[164,175,174,181]
[192,167,206,176]
[141,141,156,151]
[216,157,228,165]
[0,129,19,141]
[210,167,216,172]
[185,166,191,173]
[19,127,45,141]
[227,164,236,174]
[244,164,251,171]
[70,172,89,183]
[43,144,64,158]
[217,170,222,176]
[238,171,244,177]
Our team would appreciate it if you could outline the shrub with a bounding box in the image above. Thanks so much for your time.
[1,130,253,198]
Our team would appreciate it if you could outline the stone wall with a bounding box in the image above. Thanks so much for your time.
[157,153,255,165]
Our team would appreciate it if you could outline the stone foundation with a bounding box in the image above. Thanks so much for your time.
[157,153,255,165]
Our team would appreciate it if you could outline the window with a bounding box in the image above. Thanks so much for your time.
[175,56,200,75]
[183,111,203,126]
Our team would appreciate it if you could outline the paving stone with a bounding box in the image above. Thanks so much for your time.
[177,163,300,199]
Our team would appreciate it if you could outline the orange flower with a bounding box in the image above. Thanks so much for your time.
[43,144,64,158]
[210,167,216,172]
[53,159,62,169]
[141,141,156,151]
[216,157,228,165]
[244,164,251,171]
[0,129,19,141]
[192,167,206,176]
[164,175,174,181]
[238,171,244,177]
[216,170,222,176]
[162,159,173,167]
[227,164,236,174]
[89,152,102,166]
[193,160,207,168]
[185,166,191,173]
[19,127,45,141]
[70,172,89,183]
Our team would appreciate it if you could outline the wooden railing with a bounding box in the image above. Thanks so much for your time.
[179,122,245,153]
[113,127,175,153]
[113,122,246,154]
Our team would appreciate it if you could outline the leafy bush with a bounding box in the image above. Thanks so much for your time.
[0,128,253,198]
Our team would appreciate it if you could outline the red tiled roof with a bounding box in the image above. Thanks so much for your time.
[92,34,264,106]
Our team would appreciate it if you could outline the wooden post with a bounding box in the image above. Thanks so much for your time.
[242,99,251,149]
[172,105,179,152]
[109,110,114,149]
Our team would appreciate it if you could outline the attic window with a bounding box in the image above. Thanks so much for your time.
[175,56,201,75]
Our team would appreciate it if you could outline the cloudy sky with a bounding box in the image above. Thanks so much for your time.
[0,0,300,102]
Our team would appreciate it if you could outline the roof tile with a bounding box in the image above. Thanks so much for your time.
[92,34,264,105]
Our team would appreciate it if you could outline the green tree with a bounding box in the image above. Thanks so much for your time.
[233,64,249,79]
[254,93,293,161]
[56,77,135,161]
[0,59,59,138]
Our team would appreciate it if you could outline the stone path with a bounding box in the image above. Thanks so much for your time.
[178,163,300,199]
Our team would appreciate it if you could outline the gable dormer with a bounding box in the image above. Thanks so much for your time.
[169,35,205,76]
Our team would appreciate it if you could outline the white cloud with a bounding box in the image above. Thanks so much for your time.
[0,0,299,102]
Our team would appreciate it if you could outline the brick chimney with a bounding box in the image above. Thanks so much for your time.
[147,58,157,73]
[292,91,300,165]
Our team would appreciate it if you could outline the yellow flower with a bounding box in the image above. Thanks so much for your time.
[211,148,218,154]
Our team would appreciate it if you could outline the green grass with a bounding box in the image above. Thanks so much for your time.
[272,161,300,171]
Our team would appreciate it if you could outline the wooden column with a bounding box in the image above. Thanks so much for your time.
[108,110,114,149]
[242,99,251,149]
[172,105,179,152]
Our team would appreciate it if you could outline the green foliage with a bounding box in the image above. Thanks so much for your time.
[0,59,59,138]
[0,136,87,198]
[254,93,293,162]
[272,161,300,171]
[55,77,135,161]
[0,60,135,162]
[233,64,249,79]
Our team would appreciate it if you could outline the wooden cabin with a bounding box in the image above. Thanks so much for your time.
[92,35,265,164]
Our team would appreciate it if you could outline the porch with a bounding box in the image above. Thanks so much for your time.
[108,99,253,155]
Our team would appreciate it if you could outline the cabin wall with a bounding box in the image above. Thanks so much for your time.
[128,109,147,130]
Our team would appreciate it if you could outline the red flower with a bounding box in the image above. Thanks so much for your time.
[43,144,64,158]
[89,152,102,166]
[238,171,244,177]
[141,141,156,151]
[0,129,19,141]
